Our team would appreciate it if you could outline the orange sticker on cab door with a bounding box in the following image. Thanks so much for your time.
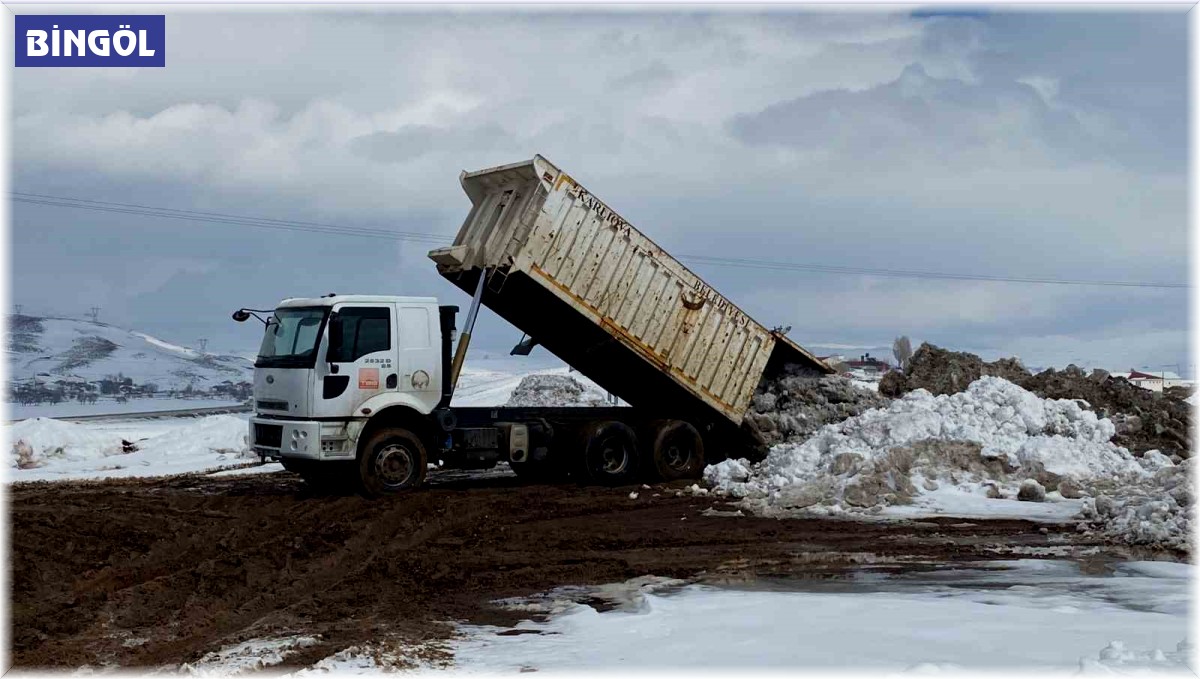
[358,368,380,390]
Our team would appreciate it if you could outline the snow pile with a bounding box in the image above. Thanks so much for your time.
[707,377,1190,550]
[8,417,128,469]
[7,415,254,481]
[505,374,612,407]
[1078,454,1192,553]
[1078,639,1193,674]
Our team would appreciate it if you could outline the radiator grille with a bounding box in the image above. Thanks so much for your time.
[253,423,283,448]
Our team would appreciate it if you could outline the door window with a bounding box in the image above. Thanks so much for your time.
[328,307,391,362]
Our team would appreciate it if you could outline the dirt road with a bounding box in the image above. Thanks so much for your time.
[12,469,1113,670]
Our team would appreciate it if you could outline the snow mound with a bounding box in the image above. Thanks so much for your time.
[8,415,254,480]
[1079,456,1192,553]
[505,374,612,407]
[1078,639,1193,674]
[706,377,1191,552]
[9,417,129,468]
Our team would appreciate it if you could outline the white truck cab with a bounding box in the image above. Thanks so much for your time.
[248,295,444,467]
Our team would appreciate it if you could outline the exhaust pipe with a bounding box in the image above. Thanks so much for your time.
[449,267,489,393]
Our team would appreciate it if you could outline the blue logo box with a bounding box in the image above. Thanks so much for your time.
[15,15,165,67]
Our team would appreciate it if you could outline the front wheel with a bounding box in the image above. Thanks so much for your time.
[357,427,428,497]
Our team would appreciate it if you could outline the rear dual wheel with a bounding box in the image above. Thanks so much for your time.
[577,421,641,486]
[646,420,705,482]
[575,419,706,486]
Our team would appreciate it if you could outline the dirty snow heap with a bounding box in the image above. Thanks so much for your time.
[706,377,1190,553]
[505,374,612,408]
[881,343,1191,460]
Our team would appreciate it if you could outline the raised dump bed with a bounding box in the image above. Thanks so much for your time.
[429,155,831,432]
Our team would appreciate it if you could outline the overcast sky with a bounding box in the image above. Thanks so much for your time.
[10,7,1189,373]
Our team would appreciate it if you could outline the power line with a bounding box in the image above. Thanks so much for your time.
[677,254,1189,290]
[11,192,450,244]
[12,190,1188,290]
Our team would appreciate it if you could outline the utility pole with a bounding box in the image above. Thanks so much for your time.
[197,339,208,353]
[88,306,100,323]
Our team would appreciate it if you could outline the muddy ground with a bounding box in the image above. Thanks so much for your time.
[11,469,1132,670]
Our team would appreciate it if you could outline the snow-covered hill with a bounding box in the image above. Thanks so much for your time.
[7,315,251,390]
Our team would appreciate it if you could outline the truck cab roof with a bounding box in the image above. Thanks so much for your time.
[277,295,439,308]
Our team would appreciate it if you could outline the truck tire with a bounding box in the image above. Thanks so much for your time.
[357,427,428,497]
[577,421,640,486]
[646,420,705,481]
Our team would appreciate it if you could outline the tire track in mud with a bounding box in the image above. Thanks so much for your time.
[11,471,1114,669]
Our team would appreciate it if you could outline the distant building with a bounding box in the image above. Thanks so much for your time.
[1115,369,1191,393]
[845,352,892,376]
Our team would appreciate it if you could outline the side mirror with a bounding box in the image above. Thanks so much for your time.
[510,334,538,356]
[232,309,250,323]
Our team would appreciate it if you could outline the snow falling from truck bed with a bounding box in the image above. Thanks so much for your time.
[707,376,1192,553]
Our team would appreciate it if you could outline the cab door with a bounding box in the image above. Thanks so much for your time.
[312,303,395,418]
[395,304,441,410]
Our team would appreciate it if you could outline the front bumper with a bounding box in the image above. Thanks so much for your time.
[249,417,355,460]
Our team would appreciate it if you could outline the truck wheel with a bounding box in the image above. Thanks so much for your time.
[647,420,705,481]
[578,421,640,486]
[357,427,428,497]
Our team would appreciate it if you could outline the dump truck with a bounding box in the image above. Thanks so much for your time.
[239,155,831,495]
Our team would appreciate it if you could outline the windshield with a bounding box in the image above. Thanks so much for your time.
[256,307,328,368]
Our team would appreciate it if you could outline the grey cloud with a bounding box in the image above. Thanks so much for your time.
[9,9,1188,371]
[730,63,1104,169]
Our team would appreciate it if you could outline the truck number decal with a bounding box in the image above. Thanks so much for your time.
[358,368,380,390]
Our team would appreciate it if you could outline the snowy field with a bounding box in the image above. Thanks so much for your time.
[451,561,1192,674]
[177,560,1192,674]
[7,414,265,482]
[4,355,602,482]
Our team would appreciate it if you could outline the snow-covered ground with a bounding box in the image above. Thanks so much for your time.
[451,560,1192,674]
[4,356,597,482]
[7,397,246,421]
[7,414,262,482]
